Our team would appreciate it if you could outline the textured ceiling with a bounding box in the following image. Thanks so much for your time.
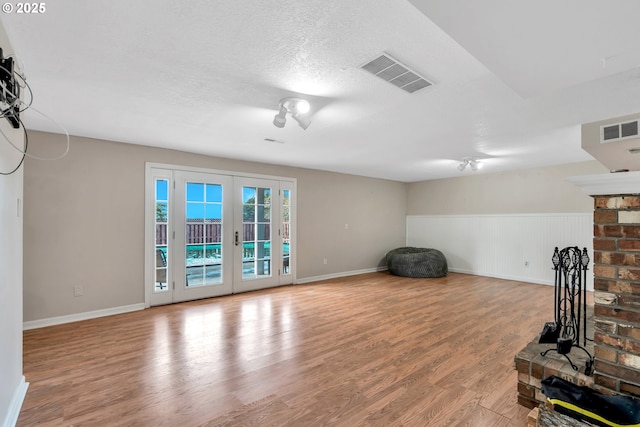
[2,0,640,182]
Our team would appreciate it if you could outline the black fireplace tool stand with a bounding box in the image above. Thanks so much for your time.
[539,246,594,375]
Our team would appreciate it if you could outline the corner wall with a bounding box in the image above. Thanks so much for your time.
[0,29,27,427]
[406,161,608,285]
[23,131,407,323]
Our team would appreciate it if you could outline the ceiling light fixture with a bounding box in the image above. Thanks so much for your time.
[458,157,483,172]
[273,98,311,130]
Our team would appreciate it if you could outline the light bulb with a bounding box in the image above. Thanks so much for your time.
[295,100,310,114]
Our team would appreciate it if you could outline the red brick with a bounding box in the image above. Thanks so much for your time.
[595,319,618,334]
[531,360,544,380]
[517,382,535,398]
[619,294,640,311]
[594,265,617,279]
[595,196,640,209]
[594,210,618,224]
[619,240,640,252]
[594,197,609,209]
[619,325,640,340]
[596,225,640,238]
[594,373,618,391]
[543,358,565,379]
[622,339,640,354]
[622,226,640,239]
[608,279,640,294]
[622,254,640,266]
[618,197,640,209]
[594,238,618,251]
[619,353,640,370]
[616,267,640,282]
[594,278,617,291]
[595,332,623,349]
[595,360,640,384]
[515,358,530,375]
[595,306,640,323]
[517,394,539,410]
[595,252,626,265]
[595,225,623,237]
[594,345,617,362]
[620,381,640,397]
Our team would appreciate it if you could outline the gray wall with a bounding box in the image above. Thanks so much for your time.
[23,131,407,321]
[407,161,607,215]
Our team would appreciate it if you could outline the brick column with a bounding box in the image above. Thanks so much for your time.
[593,195,640,397]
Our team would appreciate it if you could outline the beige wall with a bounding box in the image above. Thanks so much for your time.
[23,131,407,321]
[23,130,610,323]
[407,161,608,215]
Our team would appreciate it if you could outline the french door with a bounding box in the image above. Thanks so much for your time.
[146,166,295,306]
[234,177,281,292]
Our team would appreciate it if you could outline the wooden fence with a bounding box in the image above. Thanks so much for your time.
[156,222,289,246]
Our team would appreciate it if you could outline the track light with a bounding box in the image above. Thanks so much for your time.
[273,98,312,130]
[273,106,287,128]
[458,157,483,172]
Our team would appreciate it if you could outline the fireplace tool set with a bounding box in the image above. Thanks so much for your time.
[539,246,594,375]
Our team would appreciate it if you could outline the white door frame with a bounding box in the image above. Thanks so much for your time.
[144,162,297,308]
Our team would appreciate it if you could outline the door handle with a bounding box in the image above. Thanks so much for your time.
[235,231,239,246]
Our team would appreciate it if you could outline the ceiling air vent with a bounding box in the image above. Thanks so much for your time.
[600,120,640,143]
[361,53,433,94]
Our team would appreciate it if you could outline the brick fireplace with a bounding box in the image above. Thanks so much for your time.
[592,193,640,396]
[516,172,640,408]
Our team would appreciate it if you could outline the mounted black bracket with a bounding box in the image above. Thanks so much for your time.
[0,47,20,128]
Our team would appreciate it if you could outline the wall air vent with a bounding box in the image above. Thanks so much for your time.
[600,120,640,143]
[361,53,433,94]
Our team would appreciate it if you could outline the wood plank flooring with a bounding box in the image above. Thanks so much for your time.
[17,272,555,426]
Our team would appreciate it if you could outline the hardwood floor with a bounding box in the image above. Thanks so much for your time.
[17,272,555,426]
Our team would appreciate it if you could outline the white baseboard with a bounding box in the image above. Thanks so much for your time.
[296,265,553,288]
[447,267,554,287]
[23,303,145,330]
[295,266,387,284]
[3,376,28,427]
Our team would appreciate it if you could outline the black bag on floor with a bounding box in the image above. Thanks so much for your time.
[541,376,640,427]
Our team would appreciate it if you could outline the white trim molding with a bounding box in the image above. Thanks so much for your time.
[23,303,145,330]
[2,376,28,427]
[296,266,388,284]
[567,171,640,195]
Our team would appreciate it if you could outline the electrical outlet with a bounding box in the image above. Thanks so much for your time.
[524,261,529,267]
[323,258,328,265]
[73,285,83,297]
[344,223,349,230]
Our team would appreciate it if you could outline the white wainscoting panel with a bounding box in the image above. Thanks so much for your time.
[406,214,593,290]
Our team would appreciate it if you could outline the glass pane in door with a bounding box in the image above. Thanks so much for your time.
[282,189,291,275]
[155,179,169,292]
[242,186,271,279]
[185,182,223,287]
